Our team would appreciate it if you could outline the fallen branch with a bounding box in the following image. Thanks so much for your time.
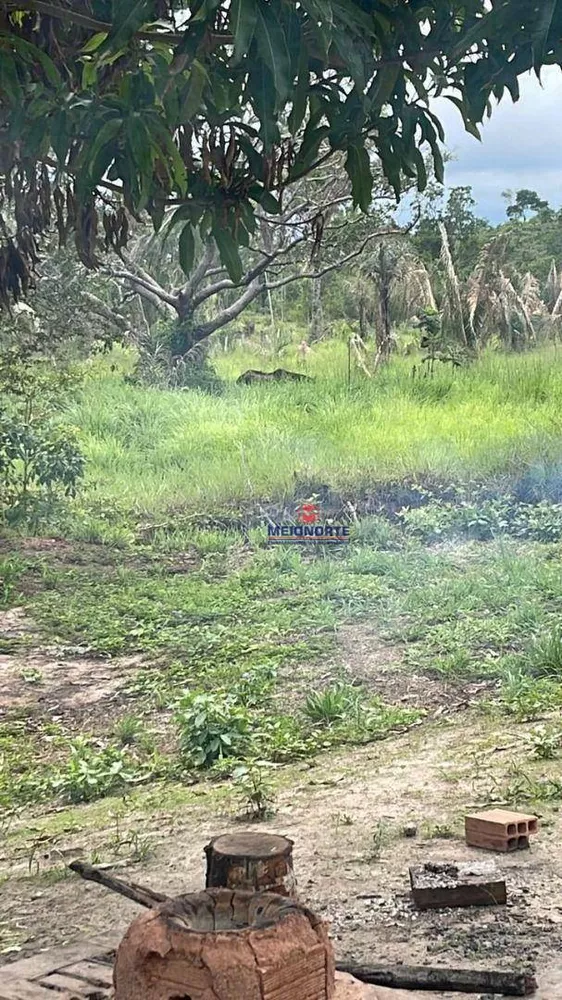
[338,962,537,997]
[68,861,167,909]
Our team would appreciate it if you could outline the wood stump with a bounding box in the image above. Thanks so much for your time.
[205,832,296,897]
[113,888,335,1000]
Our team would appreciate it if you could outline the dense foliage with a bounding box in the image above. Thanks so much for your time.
[2,0,562,295]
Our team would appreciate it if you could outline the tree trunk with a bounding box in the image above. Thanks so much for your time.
[375,246,393,365]
[205,833,296,897]
[310,277,324,342]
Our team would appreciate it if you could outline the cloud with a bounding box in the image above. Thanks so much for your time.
[432,67,562,221]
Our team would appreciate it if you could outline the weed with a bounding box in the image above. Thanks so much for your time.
[0,556,25,606]
[531,629,562,678]
[427,822,457,839]
[232,764,276,821]
[370,820,391,860]
[332,812,354,831]
[104,812,156,863]
[502,764,562,804]
[304,682,361,725]
[500,669,562,721]
[113,715,143,746]
[526,724,562,760]
[19,666,43,685]
[50,739,145,804]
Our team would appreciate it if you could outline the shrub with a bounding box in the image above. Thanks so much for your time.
[0,351,84,523]
[50,740,140,804]
[175,691,250,767]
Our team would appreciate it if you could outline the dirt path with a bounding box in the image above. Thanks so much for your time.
[2,715,562,997]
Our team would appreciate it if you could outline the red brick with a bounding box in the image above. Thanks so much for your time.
[466,831,529,853]
[465,809,538,846]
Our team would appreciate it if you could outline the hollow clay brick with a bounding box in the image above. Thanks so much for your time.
[465,809,539,841]
[466,831,529,853]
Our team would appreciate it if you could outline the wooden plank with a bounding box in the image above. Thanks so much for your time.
[40,972,109,998]
[64,961,114,988]
[0,936,119,983]
[0,977,79,1000]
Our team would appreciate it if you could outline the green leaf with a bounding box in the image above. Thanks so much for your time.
[255,2,291,105]
[532,0,557,66]
[9,36,61,88]
[85,117,123,187]
[81,32,108,54]
[256,187,282,215]
[148,117,188,195]
[300,0,333,60]
[367,64,401,111]
[412,149,427,192]
[212,222,243,283]
[444,95,481,140]
[288,39,309,134]
[81,58,98,89]
[50,110,70,165]
[248,60,279,151]
[229,0,257,65]
[0,53,22,105]
[103,0,154,53]
[178,59,208,123]
[345,142,372,213]
[179,223,195,276]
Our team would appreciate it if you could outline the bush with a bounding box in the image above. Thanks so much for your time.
[175,691,251,767]
[50,740,141,804]
[0,350,84,523]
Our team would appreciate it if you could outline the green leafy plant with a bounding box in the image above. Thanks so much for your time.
[526,724,562,761]
[19,666,43,685]
[175,691,251,768]
[304,682,362,725]
[232,764,276,821]
[0,556,25,607]
[50,740,142,804]
[0,354,84,523]
[531,629,562,678]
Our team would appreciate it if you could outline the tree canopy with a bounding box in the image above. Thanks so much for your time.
[1,0,562,298]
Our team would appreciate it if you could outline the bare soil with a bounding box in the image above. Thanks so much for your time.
[2,613,562,997]
[0,608,143,729]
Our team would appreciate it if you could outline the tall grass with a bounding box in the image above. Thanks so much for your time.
[68,346,562,513]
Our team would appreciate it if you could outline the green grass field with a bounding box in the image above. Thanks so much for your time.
[4,345,562,820]
[71,346,562,517]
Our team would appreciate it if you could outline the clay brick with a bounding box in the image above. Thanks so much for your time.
[409,860,506,910]
[114,889,335,1000]
[465,809,539,843]
[466,831,529,853]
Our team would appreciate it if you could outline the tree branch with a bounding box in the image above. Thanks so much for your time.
[264,227,405,292]
[81,291,130,333]
[194,279,264,341]
[191,233,309,309]
[180,239,216,302]
[110,271,177,316]
[112,267,178,309]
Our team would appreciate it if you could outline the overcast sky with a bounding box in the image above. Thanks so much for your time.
[434,66,562,222]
